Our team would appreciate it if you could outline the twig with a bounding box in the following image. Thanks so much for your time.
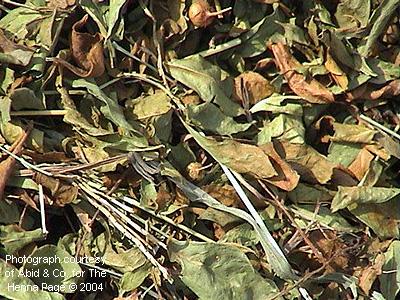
[10,110,67,116]
[258,180,329,268]
[360,113,400,140]
[38,184,48,235]
[0,123,33,200]
[78,184,172,282]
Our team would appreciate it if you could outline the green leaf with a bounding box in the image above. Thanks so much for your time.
[127,91,171,120]
[327,142,361,167]
[140,179,157,208]
[256,114,305,144]
[288,183,334,204]
[0,8,43,40]
[119,264,151,293]
[57,78,113,136]
[331,186,400,212]
[349,200,400,238]
[220,223,259,247]
[0,95,12,123]
[94,232,149,274]
[360,0,400,56]
[72,79,146,143]
[276,19,309,46]
[0,259,65,300]
[237,5,285,58]
[168,240,282,300]
[250,94,303,116]
[335,0,370,29]
[0,225,44,254]
[380,241,400,300]
[168,55,243,117]
[291,205,356,232]
[79,0,107,37]
[187,103,251,135]
[0,200,20,224]
[10,88,46,111]
[107,0,127,39]
[0,31,35,66]
[23,245,82,293]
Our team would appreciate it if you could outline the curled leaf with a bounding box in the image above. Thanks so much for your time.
[54,15,105,78]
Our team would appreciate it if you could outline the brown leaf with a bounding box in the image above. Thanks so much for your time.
[271,42,335,104]
[33,173,78,206]
[275,140,336,184]
[53,15,105,78]
[348,147,375,180]
[0,123,32,200]
[325,50,348,90]
[232,71,275,105]
[259,142,300,191]
[22,149,72,163]
[310,230,350,272]
[0,29,34,66]
[15,189,38,211]
[347,80,400,101]
[203,184,241,207]
[358,253,385,295]
[47,0,75,9]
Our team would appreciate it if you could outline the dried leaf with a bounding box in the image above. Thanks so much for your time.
[259,142,300,191]
[0,123,32,200]
[276,141,336,184]
[348,147,375,180]
[271,42,335,104]
[325,50,348,90]
[233,71,275,105]
[359,254,384,296]
[0,29,34,66]
[33,173,79,206]
[185,124,277,179]
[54,15,105,78]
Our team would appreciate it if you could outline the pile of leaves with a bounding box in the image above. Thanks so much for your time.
[1,0,400,299]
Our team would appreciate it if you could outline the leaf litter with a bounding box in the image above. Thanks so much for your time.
[1,0,400,299]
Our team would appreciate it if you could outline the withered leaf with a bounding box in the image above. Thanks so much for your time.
[33,173,78,206]
[233,71,275,105]
[325,50,348,90]
[0,123,32,200]
[271,42,335,104]
[347,79,400,101]
[259,142,299,191]
[276,140,336,184]
[0,29,34,66]
[54,15,105,78]
[348,147,375,180]
[185,124,277,179]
